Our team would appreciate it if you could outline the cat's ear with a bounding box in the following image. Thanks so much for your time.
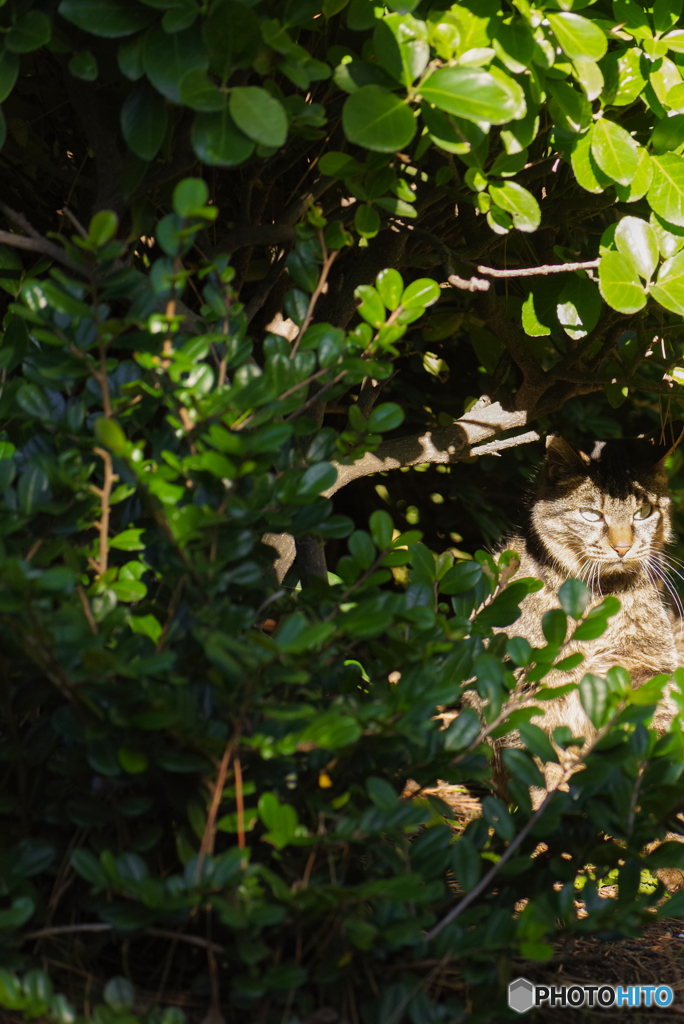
[545,435,590,483]
[640,420,684,463]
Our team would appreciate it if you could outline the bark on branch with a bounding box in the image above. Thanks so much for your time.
[325,397,530,497]
[478,259,600,279]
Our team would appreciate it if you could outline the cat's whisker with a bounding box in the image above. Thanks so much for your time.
[655,557,684,586]
[646,560,684,621]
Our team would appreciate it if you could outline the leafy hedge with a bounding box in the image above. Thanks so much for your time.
[0,190,682,1024]
[1,0,684,1021]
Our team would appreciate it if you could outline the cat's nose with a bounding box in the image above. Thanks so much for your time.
[612,544,631,557]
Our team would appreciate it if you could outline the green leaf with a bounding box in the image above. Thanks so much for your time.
[342,85,416,152]
[318,151,362,178]
[354,204,380,239]
[444,707,480,751]
[579,673,610,727]
[299,712,361,748]
[118,747,148,774]
[203,0,259,79]
[546,79,591,133]
[651,251,684,315]
[17,466,49,513]
[401,277,440,309]
[369,509,393,549]
[117,35,144,80]
[556,274,601,340]
[128,614,162,644]
[258,793,300,849]
[104,979,134,1013]
[70,849,109,888]
[367,776,399,810]
[522,278,563,336]
[502,748,544,789]
[651,114,684,156]
[355,284,385,326]
[178,68,225,112]
[421,66,524,126]
[0,50,18,104]
[542,609,567,647]
[376,268,403,309]
[518,722,559,764]
[89,211,118,247]
[614,216,659,283]
[109,528,145,551]
[558,579,591,620]
[16,382,52,420]
[95,416,127,452]
[0,897,34,931]
[111,579,147,603]
[440,560,482,594]
[649,154,684,228]
[142,26,208,104]
[598,251,646,313]
[366,402,403,432]
[121,83,168,161]
[192,109,255,167]
[229,87,288,148]
[6,11,51,53]
[591,118,638,185]
[450,837,480,891]
[58,0,155,38]
[488,182,540,232]
[547,12,607,62]
[173,177,208,216]
[298,461,337,496]
[570,127,610,194]
[68,51,98,81]
[507,636,532,666]
[481,795,515,841]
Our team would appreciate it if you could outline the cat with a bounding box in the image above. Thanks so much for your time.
[492,425,684,889]
[501,426,683,746]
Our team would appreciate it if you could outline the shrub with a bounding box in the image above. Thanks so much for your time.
[0,194,683,1023]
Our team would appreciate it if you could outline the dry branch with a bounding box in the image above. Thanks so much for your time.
[478,259,600,278]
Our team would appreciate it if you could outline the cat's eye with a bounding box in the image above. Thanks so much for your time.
[634,504,653,520]
[579,508,603,521]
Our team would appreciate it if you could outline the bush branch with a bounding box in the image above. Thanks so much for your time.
[478,259,600,279]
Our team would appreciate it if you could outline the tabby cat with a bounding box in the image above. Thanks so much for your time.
[503,426,683,744]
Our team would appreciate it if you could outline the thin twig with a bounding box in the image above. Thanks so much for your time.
[290,238,338,358]
[87,448,118,578]
[284,370,347,422]
[0,228,86,274]
[469,429,541,457]
[196,740,234,883]
[235,757,246,851]
[156,574,187,653]
[59,207,88,240]
[21,923,225,954]
[447,273,490,292]
[76,584,98,636]
[477,259,600,279]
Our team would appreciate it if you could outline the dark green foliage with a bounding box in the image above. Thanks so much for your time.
[0,192,683,1023]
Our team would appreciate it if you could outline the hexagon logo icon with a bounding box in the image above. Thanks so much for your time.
[508,978,535,1014]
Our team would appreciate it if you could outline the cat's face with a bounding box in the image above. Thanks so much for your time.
[530,433,678,588]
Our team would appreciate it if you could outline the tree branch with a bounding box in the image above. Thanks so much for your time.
[0,228,85,275]
[325,397,529,498]
[447,273,490,292]
[478,259,600,279]
[470,429,541,457]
